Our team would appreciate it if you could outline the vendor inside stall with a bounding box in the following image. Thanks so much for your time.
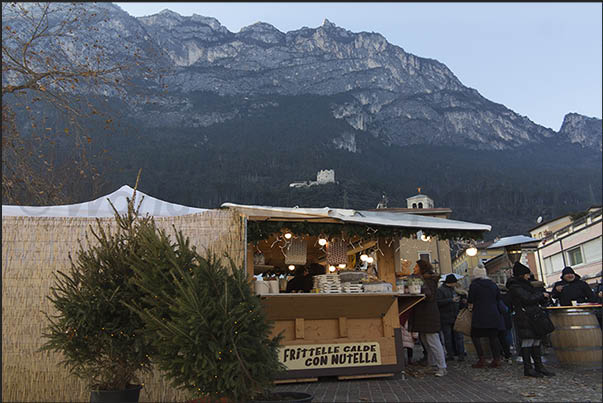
[286,266,314,293]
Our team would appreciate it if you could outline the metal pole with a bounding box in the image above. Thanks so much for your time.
[559,239,567,267]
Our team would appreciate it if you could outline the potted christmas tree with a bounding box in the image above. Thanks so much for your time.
[125,222,313,402]
[40,191,154,403]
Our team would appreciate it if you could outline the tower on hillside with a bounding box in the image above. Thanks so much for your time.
[406,188,434,209]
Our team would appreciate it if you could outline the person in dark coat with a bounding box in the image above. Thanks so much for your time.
[409,260,447,376]
[437,274,465,361]
[506,262,555,377]
[498,298,513,357]
[468,265,505,368]
[286,266,313,293]
[551,266,597,306]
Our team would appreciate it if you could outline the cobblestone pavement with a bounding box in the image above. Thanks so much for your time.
[273,347,602,402]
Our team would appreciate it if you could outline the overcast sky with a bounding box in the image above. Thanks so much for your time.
[115,2,602,131]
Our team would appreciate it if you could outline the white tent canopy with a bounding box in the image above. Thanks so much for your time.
[2,185,208,218]
[221,203,491,232]
[487,235,539,249]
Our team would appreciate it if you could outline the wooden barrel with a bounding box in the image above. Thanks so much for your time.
[547,307,602,368]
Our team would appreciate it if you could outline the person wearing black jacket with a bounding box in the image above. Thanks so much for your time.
[437,274,465,361]
[551,266,598,306]
[468,266,505,369]
[409,260,447,377]
[506,262,555,377]
[286,266,313,293]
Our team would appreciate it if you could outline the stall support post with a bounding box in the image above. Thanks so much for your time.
[377,237,397,292]
[295,318,305,339]
[246,243,255,279]
[338,317,348,338]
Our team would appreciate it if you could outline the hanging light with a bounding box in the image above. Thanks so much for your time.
[420,234,431,242]
[318,237,327,246]
[328,265,336,273]
[366,256,374,264]
[360,253,369,262]
[284,232,292,240]
[338,263,346,269]
[288,265,295,271]
[466,246,478,257]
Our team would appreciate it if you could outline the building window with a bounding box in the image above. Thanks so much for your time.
[544,252,564,275]
[418,252,431,263]
[583,237,602,263]
[412,203,417,208]
[566,247,583,266]
[418,202,423,208]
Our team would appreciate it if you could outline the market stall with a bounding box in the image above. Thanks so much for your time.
[546,304,602,368]
[222,203,490,382]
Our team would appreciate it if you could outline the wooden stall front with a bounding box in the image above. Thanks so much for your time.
[228,203,490,382]
[247,233,425,381]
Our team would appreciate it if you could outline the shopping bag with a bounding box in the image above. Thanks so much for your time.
[523,306,555,337]
[453,308,472,336]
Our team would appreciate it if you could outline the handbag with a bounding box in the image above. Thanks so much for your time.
[522,305,555,337]
[453,308,472,337]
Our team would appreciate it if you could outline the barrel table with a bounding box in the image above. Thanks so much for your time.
[546,305,602,368]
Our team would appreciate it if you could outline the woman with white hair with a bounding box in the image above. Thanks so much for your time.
[468,264,505,369]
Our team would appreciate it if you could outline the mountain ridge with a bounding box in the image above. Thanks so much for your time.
[2,3,601,239]
[127,7,601,151]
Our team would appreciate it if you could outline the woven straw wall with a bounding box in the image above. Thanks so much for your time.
[2,210,245,402]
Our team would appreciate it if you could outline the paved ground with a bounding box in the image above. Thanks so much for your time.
[273,346,603,402]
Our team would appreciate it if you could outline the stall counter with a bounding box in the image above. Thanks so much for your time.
[259,293,425,381]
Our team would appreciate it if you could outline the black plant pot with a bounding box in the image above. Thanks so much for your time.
[250,391,313,403]
[90,384,142,403]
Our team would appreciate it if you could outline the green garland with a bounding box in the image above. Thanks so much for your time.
[247,220,485,244]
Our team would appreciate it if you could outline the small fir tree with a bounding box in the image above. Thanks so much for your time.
[126,228,285,402]
[40,190,155,391]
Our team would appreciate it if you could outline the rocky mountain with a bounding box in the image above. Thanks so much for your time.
[132,9,562,151]
[559,113,603,151]
[2,3,601,238]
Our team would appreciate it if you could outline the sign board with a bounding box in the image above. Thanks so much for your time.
[278,342,381,370]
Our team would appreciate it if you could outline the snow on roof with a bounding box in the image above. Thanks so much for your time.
[220,203,491,232]
[2,185,208,218]
[487,235,539,249]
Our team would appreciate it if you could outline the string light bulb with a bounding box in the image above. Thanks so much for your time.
[360,254,369,262]
[366,256,374,264]
[284,232,292,239]
[328,265,336,272]
[288,265,295,271]
[338,263,346,269]
[318,237,327,246]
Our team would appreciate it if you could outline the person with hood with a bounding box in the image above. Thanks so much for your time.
[551,266,597,306]
[468,265,505,368]
[506,262,555,377]
[594,279,603,303]
[409,260,447,377]
[437,274,465,361]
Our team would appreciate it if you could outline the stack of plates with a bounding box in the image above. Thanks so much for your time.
[314,274,342,293]
[363,282,393,293]
[342,282,363,293]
